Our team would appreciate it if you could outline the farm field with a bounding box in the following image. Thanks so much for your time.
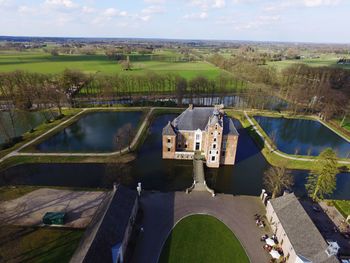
[0,52,222,79]
[268,55,350,71]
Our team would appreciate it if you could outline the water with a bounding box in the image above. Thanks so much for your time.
[254,116,350,158]
[36,111,143,152]
[1,113,350,199]
[0,111,55,144]
[77,94,288,111]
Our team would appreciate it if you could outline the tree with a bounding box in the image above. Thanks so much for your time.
[306,148,338,201]
[263,164,293,199]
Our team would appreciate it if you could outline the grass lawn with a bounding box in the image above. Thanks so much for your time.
[0,52,222,79]
[158,215,249,263]
[332,200,350,219]
[0,225,83,263]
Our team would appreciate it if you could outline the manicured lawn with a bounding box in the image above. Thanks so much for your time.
[158,215,249,263]
[0,52,222,79]
[333,200,350,218]
[0,225,83,263]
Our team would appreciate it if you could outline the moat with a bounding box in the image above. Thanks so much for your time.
[1,113,349,199]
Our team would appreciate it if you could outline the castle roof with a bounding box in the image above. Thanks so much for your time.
[162,121,176,136]
[172,107,214,131]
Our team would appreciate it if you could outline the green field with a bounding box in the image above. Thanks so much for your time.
[159,215,249,263]
[0,225,83,263]
[268,55,350,71]
[0,52,222,79]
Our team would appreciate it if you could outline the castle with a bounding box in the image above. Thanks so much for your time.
[162,105,239,168]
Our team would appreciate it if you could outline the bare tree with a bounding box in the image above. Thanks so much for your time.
[263,164,293,199]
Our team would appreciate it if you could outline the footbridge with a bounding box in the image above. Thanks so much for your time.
[186,153,215,196]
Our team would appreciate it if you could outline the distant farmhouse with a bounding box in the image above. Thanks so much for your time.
[162,105,239,168]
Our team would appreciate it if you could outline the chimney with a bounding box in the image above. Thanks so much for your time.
[189,104,193,110]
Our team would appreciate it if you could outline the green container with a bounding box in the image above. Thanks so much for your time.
[42,212,66,225]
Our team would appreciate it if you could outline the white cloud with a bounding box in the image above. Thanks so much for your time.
[44,0,78,9]
[81,6,95,14]
[18,5,36,14]
[184,12,208,20]
[234,15,281,30]
[264,0,342,11]
[141,5,166,15]
[212,0,225,8]
[103,8,128,17]
[303,0,341,7]
[144,0,166,3]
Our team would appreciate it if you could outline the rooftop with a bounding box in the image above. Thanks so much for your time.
[269,193,339,263]
[172,107,215,131]
[72,185,137,263]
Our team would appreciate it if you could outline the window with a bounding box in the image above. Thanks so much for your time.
[195,142,200,151]
[185,143,188,148]
[213,144,216,149]
[167,148,171,152]
[167,138,171,143]
[178,144,181,148]
[213,138,217,142]
[196,134,200,140]
[211,156,215,161]
[216,151,218,154]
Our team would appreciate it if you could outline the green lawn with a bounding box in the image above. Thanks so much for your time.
[0,52,222,79]
[332,200,350,219]
[159,215,249,263]
[0,225,83,263]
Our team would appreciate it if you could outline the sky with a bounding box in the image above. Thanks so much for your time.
[0,0,349,43]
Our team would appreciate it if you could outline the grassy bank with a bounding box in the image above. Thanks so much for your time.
[159,215,249,263]
[332,200,350,220]
[0,225,83,263]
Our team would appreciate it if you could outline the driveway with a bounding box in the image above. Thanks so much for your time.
[0,188,109,228]
[131,191,271,263]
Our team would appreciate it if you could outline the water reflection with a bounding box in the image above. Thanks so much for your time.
[254,116,350,158]
[36,111,142,152]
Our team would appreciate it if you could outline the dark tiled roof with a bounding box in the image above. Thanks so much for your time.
[172,107,214,131]
[162,121,176,136]
[223,116,239,136]
[83,185,137,263]
[269,193,339,263]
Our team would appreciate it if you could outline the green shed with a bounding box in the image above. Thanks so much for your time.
[42,212,66,225]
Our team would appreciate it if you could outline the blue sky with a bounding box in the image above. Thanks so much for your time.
[0,0,349,43]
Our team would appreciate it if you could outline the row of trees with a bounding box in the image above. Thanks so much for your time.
[264,148,340,201]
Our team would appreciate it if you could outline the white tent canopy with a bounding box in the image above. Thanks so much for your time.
[265,238,276,246]
[270,250,281,259]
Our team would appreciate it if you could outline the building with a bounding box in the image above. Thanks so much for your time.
[70,185,138,263]
[162,104,239,168]
[266,193,339,263]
